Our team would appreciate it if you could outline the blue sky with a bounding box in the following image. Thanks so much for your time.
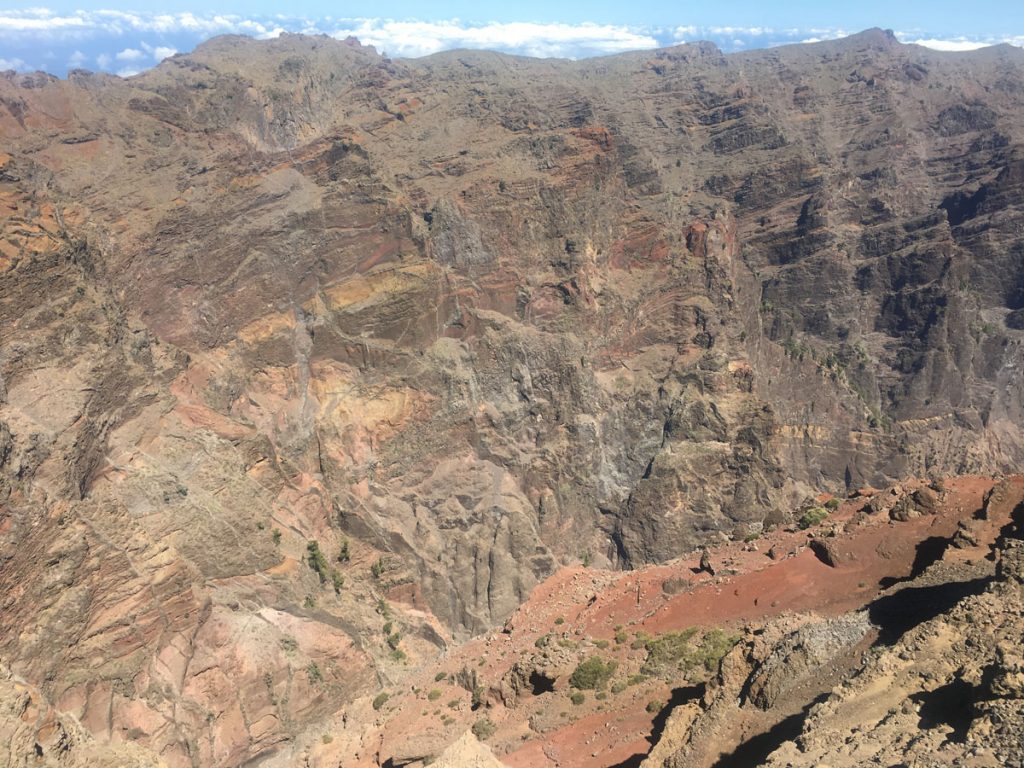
[1,2,1022,77]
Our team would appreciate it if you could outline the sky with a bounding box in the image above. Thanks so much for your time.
[1,2,1022,77]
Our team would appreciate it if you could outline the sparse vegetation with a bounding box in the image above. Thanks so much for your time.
[303,595,316,609]
[307,540,330,583]
[630,631,651,650]
[337,538,350,563]
[825,497,841,511]
[428,689,442,701]
[798,506,829,529]
[307,662,323,684]
[372,692,390,710]
[371,557,386,579]
[272,528,282,545]
[646,699,664,713]
[330,569,344,594]
[434,671,447,682]
[471,717,496,741]
[642,627,738,679]
[570,691,585,706]
[569,657,618,690]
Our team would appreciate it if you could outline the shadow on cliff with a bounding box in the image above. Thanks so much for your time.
[607,684,704,768]
[869,576,991,645]
[708,693,829,768]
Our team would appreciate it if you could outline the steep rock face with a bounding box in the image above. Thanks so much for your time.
[1,30,1024,766]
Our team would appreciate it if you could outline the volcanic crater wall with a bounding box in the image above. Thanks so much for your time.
[1,28,1023,766]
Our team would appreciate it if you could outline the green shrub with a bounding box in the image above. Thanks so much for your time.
[338,538,351,562]
[594,639,609,650]
[610,681,627,694]
[798,507,829,529]
[306,540,330,583]
[697,628,738,672]
[434,671,447,682]
[569,657,618,690]
[272,528,282,545]
[371,557,386,579]
[570,691,585,706]
[372,692,390,710]
[630,631,651,650]
[554,617,565,626]
[330,569,344,594]
[471,718,496,741]
[307,662,323,684]
[614,630,628,645]
[825,497,841,511]
[646,699,664,713]
[642,628,737,678]
[428,689,442,701]
[641,629,698,677]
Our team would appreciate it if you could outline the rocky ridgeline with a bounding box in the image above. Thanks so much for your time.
[1,29,1023,766]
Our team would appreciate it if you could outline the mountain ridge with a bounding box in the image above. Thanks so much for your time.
[1,27,1023,766]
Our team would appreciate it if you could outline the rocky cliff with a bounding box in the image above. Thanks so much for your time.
[1,28,1023,766]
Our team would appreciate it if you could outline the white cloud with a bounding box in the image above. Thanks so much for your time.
[899,37,991,51]
[115,47,144,61]
[116,66,140,77]
[0,56,27,70]
[96,52,111,68]
[327,19,659,58]
[152,45,177,61]
[0,9,276,37]
[67,49,86,66]
[0,13,88,32]
[708,26,772,36]
[673,25,697,40]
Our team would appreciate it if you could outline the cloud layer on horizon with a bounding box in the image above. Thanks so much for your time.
[0,9,1021,77]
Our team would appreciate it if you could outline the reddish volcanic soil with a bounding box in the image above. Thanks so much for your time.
[324,475,1019,768]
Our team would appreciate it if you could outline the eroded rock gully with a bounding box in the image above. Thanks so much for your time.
[1,28,1024,767]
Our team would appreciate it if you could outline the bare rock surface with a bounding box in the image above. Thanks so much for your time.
[1,28,1024,767]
